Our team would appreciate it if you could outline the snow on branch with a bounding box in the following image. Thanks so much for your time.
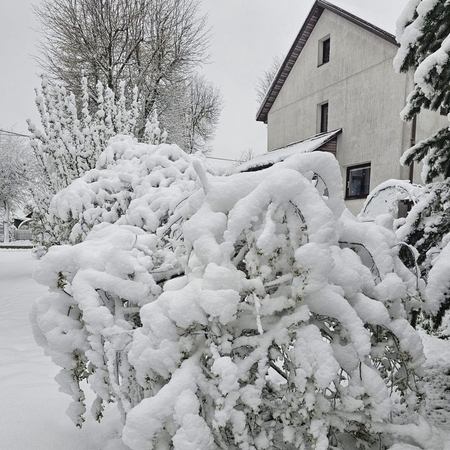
[31,143,435,449]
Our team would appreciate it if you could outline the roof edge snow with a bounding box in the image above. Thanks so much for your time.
[238,128,342,172]
[256,0,398,123]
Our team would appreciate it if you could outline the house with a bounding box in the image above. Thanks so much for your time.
[255,0,447,215]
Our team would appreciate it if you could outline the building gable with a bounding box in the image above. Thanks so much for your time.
[256,0,398,124]
[266,7,402,153]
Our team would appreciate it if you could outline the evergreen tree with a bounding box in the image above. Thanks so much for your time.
[394,0,450,334]
[396,180,450,334]
[394,0,450,182]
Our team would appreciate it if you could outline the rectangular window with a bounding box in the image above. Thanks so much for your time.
[320,102,328,133]
[346,163,371,199]
[318,36,330,65]
[322,38,330,64]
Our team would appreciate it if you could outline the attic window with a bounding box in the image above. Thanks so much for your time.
[319,36,330,65]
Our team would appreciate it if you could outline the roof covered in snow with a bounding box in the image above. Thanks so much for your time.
[237,129,342,172]
[256,0,409,123]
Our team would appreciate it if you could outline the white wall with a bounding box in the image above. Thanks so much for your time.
[266,10,411,215]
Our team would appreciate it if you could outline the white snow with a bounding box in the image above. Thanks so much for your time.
[394,0,438,58]
[426,240,450,320]
[0,249,128,450]
[6,134,450,448]
[2,237,450,447]
[359,179,423,220]
[27,140,438,449]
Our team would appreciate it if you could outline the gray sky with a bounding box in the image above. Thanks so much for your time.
[0,1,40,133]
[0,0,409,160]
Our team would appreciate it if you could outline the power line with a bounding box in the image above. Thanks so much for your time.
[0,131,241,165]
[205,155,236,162]
[0,129,30,138]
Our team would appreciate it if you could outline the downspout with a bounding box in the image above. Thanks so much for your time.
[409,115,418,329]
[409,115,417,183]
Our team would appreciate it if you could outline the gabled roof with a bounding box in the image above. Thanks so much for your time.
[256,0,398,123]
[237,128,342,172]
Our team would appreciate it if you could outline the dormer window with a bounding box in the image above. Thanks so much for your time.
[319,36,330,65]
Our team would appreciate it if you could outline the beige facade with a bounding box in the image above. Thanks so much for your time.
[261,7,447,215]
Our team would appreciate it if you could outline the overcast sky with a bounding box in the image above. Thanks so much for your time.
[0,0,409,160]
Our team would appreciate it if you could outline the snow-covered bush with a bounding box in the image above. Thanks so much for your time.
[359,179,423,221]
[30,141,438,449]
[26,76,164,249]
[47,135,194,246]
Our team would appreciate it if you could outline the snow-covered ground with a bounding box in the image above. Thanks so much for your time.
[0,249,449,448]
[0,249,127,450]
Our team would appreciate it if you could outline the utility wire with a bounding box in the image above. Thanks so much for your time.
[205,155,236,162]
[0,130,241,165]
[0,129,30,138]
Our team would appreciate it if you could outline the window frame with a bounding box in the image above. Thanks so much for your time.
[345,163,371,200]
[319,102,329,133]
[318,35,331,66]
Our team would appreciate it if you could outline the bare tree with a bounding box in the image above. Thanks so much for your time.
[0,132,39,243]
[238,148,257,164]
[182,74,222,153]
[256,54,283,105]
[33,0,219,148]
[34,1,147,92]
[34,0,208,92]
[152,73,221,153]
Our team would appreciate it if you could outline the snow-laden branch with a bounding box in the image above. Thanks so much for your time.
[31,140,434,449]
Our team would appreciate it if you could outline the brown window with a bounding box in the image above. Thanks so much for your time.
[346,163,371,199]
[320,103,329,133]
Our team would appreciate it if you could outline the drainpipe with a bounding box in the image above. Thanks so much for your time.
[409,115,418,330]
[409,115,417,183]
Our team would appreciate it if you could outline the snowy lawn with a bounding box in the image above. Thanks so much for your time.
[0,249,127,450]
[1,249,449,448]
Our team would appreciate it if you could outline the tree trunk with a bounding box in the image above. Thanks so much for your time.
[3,200,9,243]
